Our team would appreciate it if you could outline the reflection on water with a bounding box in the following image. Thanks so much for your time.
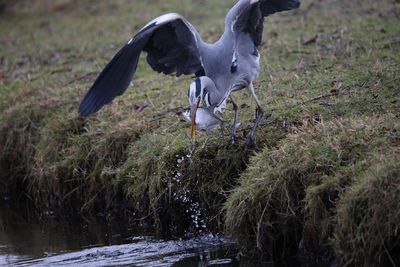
[0,206,244,266]
[0,205,142,260]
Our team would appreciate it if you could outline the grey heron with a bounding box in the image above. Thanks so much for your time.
[79,0,301,145]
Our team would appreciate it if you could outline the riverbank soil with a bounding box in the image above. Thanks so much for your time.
[1,0,399,265]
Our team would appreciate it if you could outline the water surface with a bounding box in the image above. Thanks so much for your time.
[0,206,245,266]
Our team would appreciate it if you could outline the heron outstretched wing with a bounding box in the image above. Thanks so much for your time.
[231,0,301,47]
[79,13,204,117]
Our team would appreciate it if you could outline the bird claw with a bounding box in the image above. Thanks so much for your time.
[228,122,239,145]
[243,106,264,152]
[243,134,256,152]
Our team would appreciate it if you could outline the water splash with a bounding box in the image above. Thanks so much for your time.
[164,154,208,233]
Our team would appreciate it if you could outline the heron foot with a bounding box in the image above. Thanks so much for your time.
[228,123,239,145]
[243,106,264,151]
[243,134,256,152]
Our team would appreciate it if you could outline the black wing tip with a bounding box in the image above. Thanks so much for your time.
[78,108,90,118]
[78,100,95,118]
[77,40,142,118]
[285,0,301,10]
[78,92,102,118]
[262,0,301,15]
[292,0,301,9]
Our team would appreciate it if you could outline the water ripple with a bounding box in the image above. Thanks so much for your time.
[7,235,236,267]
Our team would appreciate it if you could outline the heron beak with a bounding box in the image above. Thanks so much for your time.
[190,98,201,140]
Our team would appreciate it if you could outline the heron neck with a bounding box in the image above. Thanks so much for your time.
[200,76,226,106]
[199,76,217,94]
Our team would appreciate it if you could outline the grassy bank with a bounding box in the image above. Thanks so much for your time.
[0,0,399,265]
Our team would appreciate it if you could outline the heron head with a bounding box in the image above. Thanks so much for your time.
[188,78,206,140]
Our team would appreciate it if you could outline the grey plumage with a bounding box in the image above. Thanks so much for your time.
[79,0,300,144]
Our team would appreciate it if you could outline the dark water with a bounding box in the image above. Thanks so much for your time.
[0,206,258,267]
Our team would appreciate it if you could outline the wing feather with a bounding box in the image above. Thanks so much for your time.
[233,0,301,47]
[79,14,203,117]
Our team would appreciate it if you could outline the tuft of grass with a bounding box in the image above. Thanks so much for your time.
[225,114,400,262]
[30,113,143,216]
[334,161,400,266]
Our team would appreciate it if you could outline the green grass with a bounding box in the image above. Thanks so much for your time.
[225,114,399,263]
[0,0,399,265]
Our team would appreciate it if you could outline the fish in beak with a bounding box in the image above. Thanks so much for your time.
[184,107,223,136]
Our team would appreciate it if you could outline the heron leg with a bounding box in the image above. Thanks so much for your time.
[245,83,264,150]
[229,95,239,144]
